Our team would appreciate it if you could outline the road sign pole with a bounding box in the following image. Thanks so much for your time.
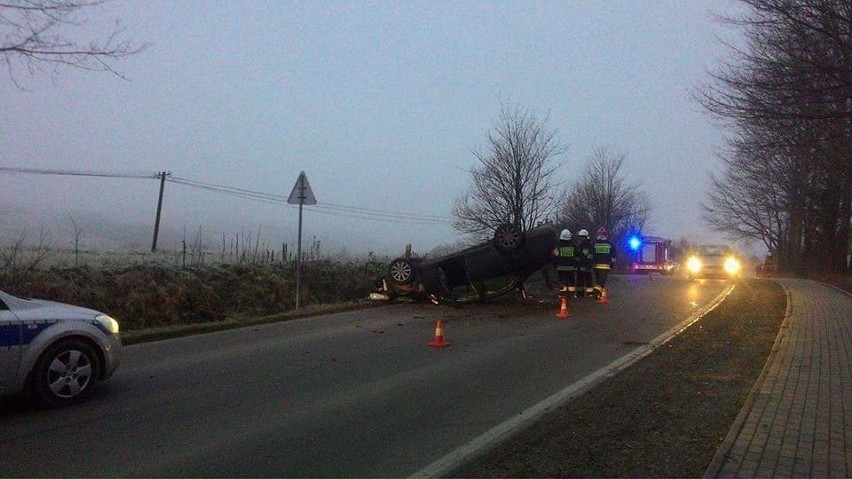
[288,171,317,311]
[296,200,303,310]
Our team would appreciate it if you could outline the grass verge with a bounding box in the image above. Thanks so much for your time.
[454,278,787,478]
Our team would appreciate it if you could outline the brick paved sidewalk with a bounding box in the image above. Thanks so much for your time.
[704,279,852,478]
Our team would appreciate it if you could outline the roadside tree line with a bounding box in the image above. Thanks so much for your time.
[695,0,852,275]
[457,2,852,276]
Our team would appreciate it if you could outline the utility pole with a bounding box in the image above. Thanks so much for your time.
[151,171,170,252]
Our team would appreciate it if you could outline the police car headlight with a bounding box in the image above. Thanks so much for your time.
[94,314,120,335]
[724,257,741,275]
[686,256,702,273]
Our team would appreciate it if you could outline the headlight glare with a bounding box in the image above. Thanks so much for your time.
[687,256,702,273]
[94,314,120,335]
[724,257,741,275]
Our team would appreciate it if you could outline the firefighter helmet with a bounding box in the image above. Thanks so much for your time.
[578,229,589,238]
[560,229,572,241]
[596,227,608,240]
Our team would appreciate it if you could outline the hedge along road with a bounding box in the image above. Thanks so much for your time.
[0,274,730,478]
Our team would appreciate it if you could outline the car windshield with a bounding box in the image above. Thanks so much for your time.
[698,246,728,257]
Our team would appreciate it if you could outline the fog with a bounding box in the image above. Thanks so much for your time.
[0,1,743,258]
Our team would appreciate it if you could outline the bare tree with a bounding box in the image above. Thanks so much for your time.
[0,227,54,291]
[556,147,651,244]
[452,103,566,239]
[695,0,852,274]
[65,211,82,267]
[0,0,146,86]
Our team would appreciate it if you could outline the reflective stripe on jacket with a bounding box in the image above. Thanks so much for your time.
[556,242,578,271]
[593,241,615,269]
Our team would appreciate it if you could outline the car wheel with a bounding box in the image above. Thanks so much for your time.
[31,338,100,408]
[493,223,524,255]
[388,258,416,285]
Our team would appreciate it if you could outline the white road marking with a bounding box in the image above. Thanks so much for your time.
[408,283,735,478]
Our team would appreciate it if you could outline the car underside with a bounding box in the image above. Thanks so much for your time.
[373,223,559,304]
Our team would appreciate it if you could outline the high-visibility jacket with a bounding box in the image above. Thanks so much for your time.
[592,240,616,269]
[555,240,578,271]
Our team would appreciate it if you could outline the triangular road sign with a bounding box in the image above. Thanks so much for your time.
[287,171,317,205]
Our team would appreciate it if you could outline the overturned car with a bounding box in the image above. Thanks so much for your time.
[372,223,559,304]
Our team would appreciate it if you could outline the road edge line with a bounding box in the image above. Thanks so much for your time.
[408,282,736,479]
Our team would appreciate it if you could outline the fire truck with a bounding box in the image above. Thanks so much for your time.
[629,236,676,275]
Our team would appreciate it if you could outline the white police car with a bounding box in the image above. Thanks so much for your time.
[0,289,121,407]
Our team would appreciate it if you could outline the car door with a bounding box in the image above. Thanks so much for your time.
[0,296,23,394]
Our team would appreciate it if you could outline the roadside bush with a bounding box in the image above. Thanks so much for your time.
[0,258,385,331]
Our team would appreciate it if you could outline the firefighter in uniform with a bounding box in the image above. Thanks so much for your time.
[576,229,594,296]
[555,229,578,296]
[592,226,616,298]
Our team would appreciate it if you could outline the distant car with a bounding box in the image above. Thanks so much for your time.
[372,223,559,304]
[0,290,122,407]
[685,245,742,280]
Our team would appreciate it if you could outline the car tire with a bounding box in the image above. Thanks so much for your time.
[31,338,100,408]
[492,223,525,255]
[388,258,416,285]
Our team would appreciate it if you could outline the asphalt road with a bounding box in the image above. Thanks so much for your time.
[0,274,730,477]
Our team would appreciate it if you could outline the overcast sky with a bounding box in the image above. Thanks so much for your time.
[0,0,744,257]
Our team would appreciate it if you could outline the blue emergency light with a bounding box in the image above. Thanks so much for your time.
[629,236,641,250]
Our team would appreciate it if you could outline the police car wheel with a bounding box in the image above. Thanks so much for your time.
[31,338,100,408]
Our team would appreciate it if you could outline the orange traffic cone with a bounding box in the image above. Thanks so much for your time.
[556,295,570,318]
[598,287,609,304]
[428,320,449,347]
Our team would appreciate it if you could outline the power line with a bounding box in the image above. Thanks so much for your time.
[168,176,453,225]
[311,203,450,226]
[0,166,157,179]
[307,205,450,225]
[316,201,449,222]
[0,165,454,226]
[169,176,287,204]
